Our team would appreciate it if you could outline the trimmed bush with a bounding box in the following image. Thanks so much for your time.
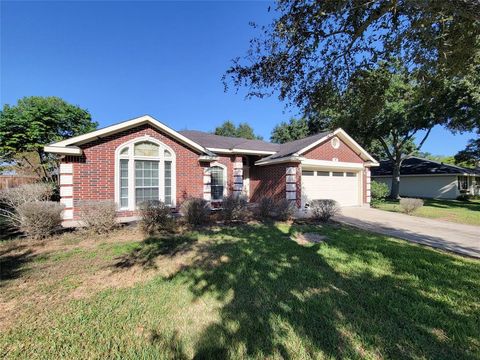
[399,198,424,214]
[180,198,210,226]
[17,201,63,239]
[139,200,175,235]
[371,180,389,204]
[275,199,296,221]
[257,197,276,220]
[78,200,118,233]
[310,199,340,222]
[0,183,54,229]
[221,194,249,222]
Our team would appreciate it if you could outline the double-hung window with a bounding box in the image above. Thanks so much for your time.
[210,166,225,200]
[117,139,175,209]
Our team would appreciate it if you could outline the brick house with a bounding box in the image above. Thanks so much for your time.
[44,115,378,223]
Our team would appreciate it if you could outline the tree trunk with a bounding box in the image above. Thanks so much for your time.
[389,159,402,199]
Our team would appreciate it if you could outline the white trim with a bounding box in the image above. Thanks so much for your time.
[45,115,208,155]
[60,186,73,197]
[255,156,303,166]
[114,136,177,211]
[297,128,378,164]
[372,173,478,178]
[301,159,364,170]
[44,145,83,155]
[60,174,73,185]
[198,155,219,162]
[207,147,276,155]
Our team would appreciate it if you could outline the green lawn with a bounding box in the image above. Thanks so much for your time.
[373,198,480,226]
[1,224,479,359]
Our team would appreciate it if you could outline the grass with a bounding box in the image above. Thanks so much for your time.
[373,198,480,226]
[1,224,479,359]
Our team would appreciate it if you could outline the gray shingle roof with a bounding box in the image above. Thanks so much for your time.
[372,157,480,176]
[179,130,281,152]
[261,131,331,160]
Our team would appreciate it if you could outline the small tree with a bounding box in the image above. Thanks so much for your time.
[370,181,390,205]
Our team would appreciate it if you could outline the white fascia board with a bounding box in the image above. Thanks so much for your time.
[44,145,83,155]
[47,115,208,154]
[301,159,364,170]
[198,155,219,162]
[255,156,303,166]
[371,174,466,178]
[207,147,276,155]
[296,128,379,165]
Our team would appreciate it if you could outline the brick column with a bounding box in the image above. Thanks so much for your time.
[233,156,243,197]
[285,166,297,203]
[59,163,74,220]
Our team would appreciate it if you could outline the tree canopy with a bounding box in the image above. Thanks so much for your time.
[225,0,480,110]
[455,135,480,168]
[270,118,309,143]
[0,96,97,179]
[214,120,263,140]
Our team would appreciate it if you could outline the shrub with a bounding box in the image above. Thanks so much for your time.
[370,181,389,204]
[17,201,63,239]
[456,194,472,201]
[0,183,54,228]
[310,199,340,222]
[275,199,296,221]
[257,197,276,220]
[180,198,210,226]
[78,200,118,233]
[221,194,249,222]
[139,200,175,235]
[399,198,424,214]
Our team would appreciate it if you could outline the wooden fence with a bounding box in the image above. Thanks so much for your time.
[0,175,38,190]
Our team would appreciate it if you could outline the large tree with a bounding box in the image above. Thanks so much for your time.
[0,96,97,180]
[225,0,479,108]
[270,118,309,143]
[455,135,480,168]
[214,120,263,140]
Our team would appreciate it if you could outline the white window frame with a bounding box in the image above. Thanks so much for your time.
[115,136,176,210]
[208,162,227,200]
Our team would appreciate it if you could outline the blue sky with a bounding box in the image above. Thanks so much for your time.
[1,1,475,155]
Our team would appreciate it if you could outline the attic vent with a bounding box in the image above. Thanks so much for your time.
[332,157,338,162]
[331,137,340,149]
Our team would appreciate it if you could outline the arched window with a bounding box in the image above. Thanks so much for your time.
[116,137,176,210]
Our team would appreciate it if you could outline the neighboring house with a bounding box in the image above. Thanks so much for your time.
[371,157,480,199]
[44,115,378,223]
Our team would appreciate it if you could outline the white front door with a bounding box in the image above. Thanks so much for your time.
[301,169,360,207]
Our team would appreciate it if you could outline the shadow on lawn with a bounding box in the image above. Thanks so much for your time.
[424,199,480,212]
[0,245,35,286]
[113,234,197,269]
[160,224,479,359]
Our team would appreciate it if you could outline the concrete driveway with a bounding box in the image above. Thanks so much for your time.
[335,207,480,258]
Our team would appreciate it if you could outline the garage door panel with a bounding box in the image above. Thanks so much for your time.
[301,170,359,207]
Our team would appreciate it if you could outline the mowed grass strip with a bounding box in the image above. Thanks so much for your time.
[374,198,480,226]
[1,224,479,359]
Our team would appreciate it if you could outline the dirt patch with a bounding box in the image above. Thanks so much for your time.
[292,232,327,245]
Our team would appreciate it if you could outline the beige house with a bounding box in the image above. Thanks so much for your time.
[372,157,480,199]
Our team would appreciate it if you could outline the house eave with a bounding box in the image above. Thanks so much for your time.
[255,156,304,166]
[44,145,83,155]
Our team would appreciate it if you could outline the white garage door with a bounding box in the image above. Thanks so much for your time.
[301,169,360,207]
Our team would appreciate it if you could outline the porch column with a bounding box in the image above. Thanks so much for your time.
[233,156,243,197]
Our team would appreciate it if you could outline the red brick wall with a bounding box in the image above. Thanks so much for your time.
[63,123,221,218]
[304,137,363,163]
[249,162,300,203]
